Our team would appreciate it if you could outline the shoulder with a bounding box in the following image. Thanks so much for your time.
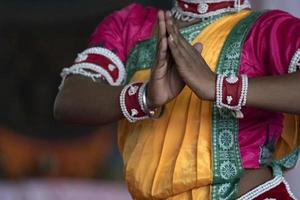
[90,3,158,43]
[104,3,157,21]
[241,9,300,76]
[253,9,300,30]
[89,3,158,57]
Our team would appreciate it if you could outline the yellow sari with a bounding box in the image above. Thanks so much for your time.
[118,10,300,200]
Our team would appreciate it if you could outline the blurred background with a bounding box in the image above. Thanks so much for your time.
[0,0,299,199]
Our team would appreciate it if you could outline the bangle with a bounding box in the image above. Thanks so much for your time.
[120,82,148,123]
[139,82,165,119]
[120,82,165,122]
[216,74,248,118]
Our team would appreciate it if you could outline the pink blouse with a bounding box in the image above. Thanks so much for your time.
[88,4,300,169]
[239,10,300,168]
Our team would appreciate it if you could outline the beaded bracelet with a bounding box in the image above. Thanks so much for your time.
[216,74,248,118]
[120,82,164,123]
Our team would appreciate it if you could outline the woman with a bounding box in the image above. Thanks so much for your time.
[54,0,300,199]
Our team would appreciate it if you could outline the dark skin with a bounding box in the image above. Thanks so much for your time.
[54,10,300,196]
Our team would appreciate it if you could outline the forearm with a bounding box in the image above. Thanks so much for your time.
[246,71,300,114]
[193,71,300,114]
[54,75,124,125]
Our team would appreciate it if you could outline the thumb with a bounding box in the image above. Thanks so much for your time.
[193,42,203,53]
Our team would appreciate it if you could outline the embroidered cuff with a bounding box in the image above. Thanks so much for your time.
[59,47,125,89]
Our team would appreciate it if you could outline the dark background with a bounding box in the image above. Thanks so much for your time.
[0,0,174,179]
[0,0,172,140]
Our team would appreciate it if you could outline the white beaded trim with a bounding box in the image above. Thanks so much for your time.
[288,49,300,73]
[59,63,108,90]
[59,47,126,89]
[216,74,248,111]
[120,83,149,123]
[77,47,125,85]
[237,176,297,200]
[283,179,298,200]
[171,0,251,21]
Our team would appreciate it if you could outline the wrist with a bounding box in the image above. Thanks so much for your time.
[143,82,165,119]
[145,84,155,109]
[198,72,216,101]
[215,74,249,118]
[119,82,165,123]
[207,73,217,101]
[145,83,163,109]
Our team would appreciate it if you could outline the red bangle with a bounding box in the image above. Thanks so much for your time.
[222,75,242,107]
[216,74,248,118]
[120,82,148,123]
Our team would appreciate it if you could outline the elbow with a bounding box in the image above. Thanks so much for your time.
[53,92,75,123]
[53,95,67,122]
[53,91,92,125]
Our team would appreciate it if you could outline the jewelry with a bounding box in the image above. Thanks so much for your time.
[171,0,251,21]
[59,47,125,90]
[139,82,165,119]
[120,82,165,123]
[216,74,248,118]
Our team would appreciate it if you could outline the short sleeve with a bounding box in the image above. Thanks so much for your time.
[59,3,157,87]
[240,10,300,76]
[89,3,158,62]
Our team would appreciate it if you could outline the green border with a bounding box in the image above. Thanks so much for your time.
[124,13,231,84]
[211,11,265,200]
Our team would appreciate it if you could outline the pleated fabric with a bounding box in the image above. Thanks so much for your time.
[275,114,300,161]
[118,10,251,200]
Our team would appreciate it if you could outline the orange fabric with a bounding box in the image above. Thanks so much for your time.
[275,114,300,161]
[0,126,114,178]
[118,10,251,200]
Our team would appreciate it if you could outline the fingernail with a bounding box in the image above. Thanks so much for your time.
[167,20,173,25]
[169,35,174,42]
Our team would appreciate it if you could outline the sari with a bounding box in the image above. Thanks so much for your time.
[87,3,300,199]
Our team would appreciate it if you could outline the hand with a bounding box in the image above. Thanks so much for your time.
[165,11,216,101]
[147,11,185,108]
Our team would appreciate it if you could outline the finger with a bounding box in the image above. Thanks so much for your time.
[174,30,203,64]
[172,25,192,52]
[165,11,201,68]
[164,12,185,43]
[168,35,186,67]
[169,31,201,72]
[165,11,193,55]
[158,10,166,39]
[159,37,168,60]
[155,37,168,70]
[165,11,179,46]
[156,11,167,60]
[156,10,166,53]
[151,37,168,81]
[193,42,203,53]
